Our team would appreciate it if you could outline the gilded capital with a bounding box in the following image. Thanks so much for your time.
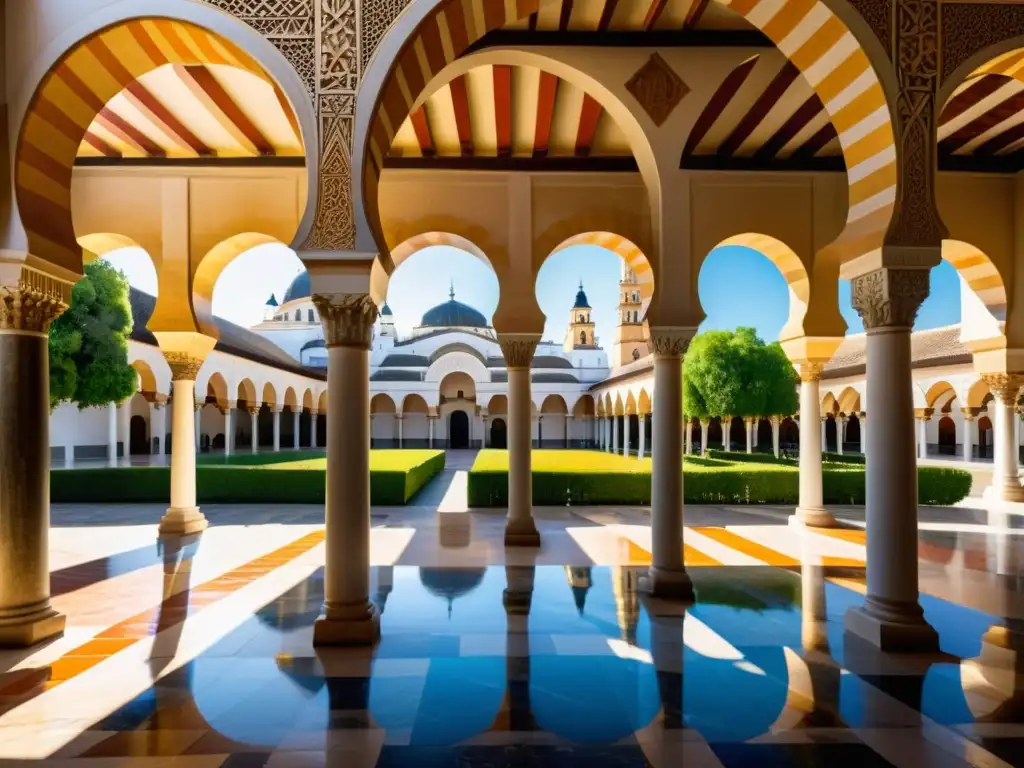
[0,267,72,333]
[851,267,929,330]
[165,352,204,381]
[913,407,934,421]
[500,338,539,369]
[650,327,695,359]
[982,373,1024,405]
[312,293,377,349]
[798,363,824,382]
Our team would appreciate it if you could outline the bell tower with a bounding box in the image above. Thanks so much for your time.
[612,262,648,367]
[564,281,596,352]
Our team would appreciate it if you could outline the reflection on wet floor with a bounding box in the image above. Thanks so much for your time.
[5,556,1022,767]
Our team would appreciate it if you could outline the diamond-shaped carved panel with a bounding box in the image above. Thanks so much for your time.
[625,53,688,127]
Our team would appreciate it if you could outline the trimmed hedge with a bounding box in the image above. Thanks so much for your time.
[822,451,866,465]
[197,450,326,466]
[51,450,446,506]
[466,451,971,507]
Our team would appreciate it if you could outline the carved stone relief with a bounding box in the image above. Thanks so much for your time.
[499,340,539,369]
[624,53,689,127]
[848,0,892,56]
[360,0,412,71]
[941,2,1024,83]
[313,292,378,348]
[851,267,930,329]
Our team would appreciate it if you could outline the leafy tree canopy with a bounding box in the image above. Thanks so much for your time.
[683,327,797,419]
[49,261,137,410]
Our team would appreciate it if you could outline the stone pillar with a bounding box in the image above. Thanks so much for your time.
[311,292,379,645]
[501,337,541,547]
[844,266,938,652]
[272,407,282,452]
[0,273,69,646]
[915,408,932,460]
[745,417,753,454]
[107,402,118,466]
[772,415,780,458]
[859,412,867,455]
[795,364,833,527]
[820,417,827,453]
[293,408,301,449]
[752,418,759,448]
[310,408,319,448]
[962,408,977,462]
[603,416,610,451]
[622,416,630,457]
[983,375,1024,502]
[428,414,435,448]
[648,329,694,601]
[723,416,731,452]
[158,346,213,536]
[836,415,845,455]
[700,419,709,456]
[194,404,202,454]
[638,413,646,459]
[222,403,234,457]
[248,407,259,453]
[396,413,403,449]
[612,414,619,455]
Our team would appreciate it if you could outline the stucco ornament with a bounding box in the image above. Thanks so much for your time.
[313,293,378,348]
[164,353,205,382]
[500,339,539,369]
[886,0,947,248]
[649,328,694,358]
[982,373,1024,406]
[851,267,930,329]
[798,363,824,383]
[625,53,689,127]
[0,269,71,333]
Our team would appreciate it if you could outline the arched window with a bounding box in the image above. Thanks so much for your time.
[294,310,301,321]
[308,309,314,322]
[580,331,586,345]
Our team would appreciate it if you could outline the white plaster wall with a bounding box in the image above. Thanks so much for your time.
[371,413,397,442]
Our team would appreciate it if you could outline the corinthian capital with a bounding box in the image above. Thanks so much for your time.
[0,266,73,333]
[164,352,204,382]
[798,363,824,382]
[851,267,929,330]
[982,373,1024,405]
[650,327,696,359]
[499,336,539,369]
[312,293,378,349]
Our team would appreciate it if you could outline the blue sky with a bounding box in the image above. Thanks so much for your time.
[103,242,962,342]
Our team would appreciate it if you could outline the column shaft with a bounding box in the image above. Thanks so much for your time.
[107,402,118,467]
[272,410,281,451]
[962,413,974,463]
[0,331,65,645]
[985,377,1024,502]
[250,409,259,453]
[649,339,693,601]
[194,406,201,454]
[293,409,300,449]
[224,407,233,457]
[700,420,708,456]
[796,370,833,527]
[506,360,539,546]
[638,414,646,459]
[723,417,731,452]
[917,417,927,460]
[622,416,630,457]
[837,418,845,456]
[160,374,207,535]
[612,416,619,455]
[772,416,780,458]
[311,411,319,448]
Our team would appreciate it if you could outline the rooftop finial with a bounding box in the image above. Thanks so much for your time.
[579,278,584,291]
[449,280,455,301]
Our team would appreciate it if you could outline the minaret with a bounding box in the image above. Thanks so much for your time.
[564,280,596,352]
[612,261,649,368]
[379,302,395,337]
[263,293,279,321]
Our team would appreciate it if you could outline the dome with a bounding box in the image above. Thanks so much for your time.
[282,271,310,304]
[573,281,590,309]
[418,285,488,328]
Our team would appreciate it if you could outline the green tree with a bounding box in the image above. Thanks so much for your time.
[49,261,137,410]
[683,327,797,420]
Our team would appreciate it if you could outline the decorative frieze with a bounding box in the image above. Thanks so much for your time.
[982,373,1024,405]
[500,339,539,370]
[851,267,929,329]
[312,292,378,349]
[0,268,71,333]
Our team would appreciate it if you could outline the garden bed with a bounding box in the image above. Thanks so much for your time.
[466,449,971,507]
[52,450,446,506]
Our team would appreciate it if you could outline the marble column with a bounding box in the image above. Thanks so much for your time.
[293,408,301,449]
[0,280,69,646]
[194,404,202,454]
[983,375,1024,501]
[723,417,731,452]
[272,407,282,451]
[836,415,846,456]
[771,415,780,458]
[502,337,541,547]
[603,416,610,451]
[107,402,118,466]
[844,266,938,652]
[248,407,259,453]
[638,413,646,459]
[311,293,379,645]
[700,419,709,456]
[915,408,932,461]
[648,329,694,601]
[396,413,403,449]
[795,364,833,527]
[612,414,619,455]
[222,403,234,457]
[159,349,212,536]
[745,417,753,454]
[820,417,827,453]
[859,412,867,455]
[310,409,319,448]
[622,416,630,457]
[428,414,435,448]
[962,408,976,463]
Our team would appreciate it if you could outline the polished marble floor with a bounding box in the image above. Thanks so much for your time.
[3,475,1024,765]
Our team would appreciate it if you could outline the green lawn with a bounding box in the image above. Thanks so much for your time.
[52,449,446,506]
[467,449,971,507]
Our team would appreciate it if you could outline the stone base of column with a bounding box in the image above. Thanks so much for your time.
[646,567,695,602]
[504,518,541,547]
[158,507,208,536]
[793,507,837,528]
[0,604,66,647]
[844,598,939,653]
[983,482,1024,503]
[313,601,380,645]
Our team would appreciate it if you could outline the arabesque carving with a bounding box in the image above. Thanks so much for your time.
[500,340,539,369]
[851,267,929,329]
[650,329,694,358]
[164,353,205,382]
[798,363,824,383]
[982,374,1024,405]
[940,2,1024,83]
[0,269,71,333]
[313,293,378,348]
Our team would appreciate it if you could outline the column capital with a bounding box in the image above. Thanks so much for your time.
[797,362,824,382]
[649,326,696,358]
[154,331,216,380]
[982,373,1024,405]
[859,411,867,422]
[312,293,377,349]
[913,407,934,421]
[247,406,261,416]
[194,401,203,412]
[499,334,539,369]
[851,267,930,331]
[166,352,205,382]
[0,262,73,333]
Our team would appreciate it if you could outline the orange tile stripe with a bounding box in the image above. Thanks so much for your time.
[692,527,800,566]
[0,530,325,700]
[619,535,722,567]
